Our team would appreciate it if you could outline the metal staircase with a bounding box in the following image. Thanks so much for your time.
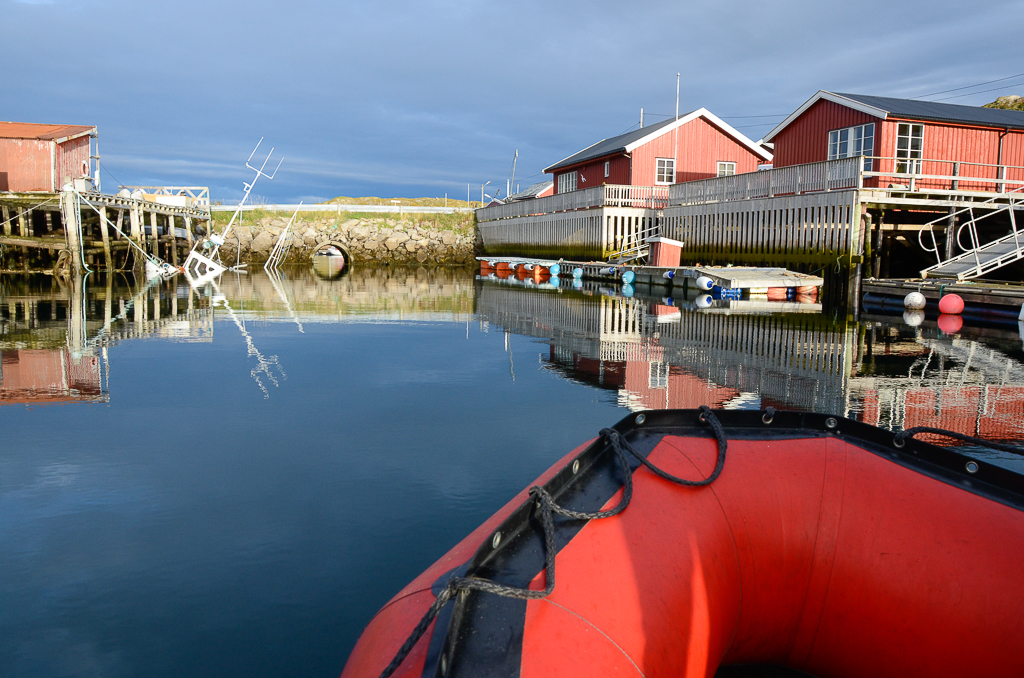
[606,221,661,265]
[920,195,1024,280]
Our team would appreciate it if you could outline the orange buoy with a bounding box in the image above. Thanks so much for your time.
[766,287,789,301]
[342,410,1024,678]
[796,285,818,299]
[938,293,964,314]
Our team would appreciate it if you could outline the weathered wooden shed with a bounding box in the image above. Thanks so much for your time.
[0,121,97,193]
[545,109,772,194]
[765,91,1024,192]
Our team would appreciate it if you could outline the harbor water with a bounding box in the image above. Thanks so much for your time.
[2,266,1022,677]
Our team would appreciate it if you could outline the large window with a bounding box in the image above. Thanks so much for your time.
[717,161,736,177]
[656,158,675,184]
[895,123,924,174]
[828,123,874,170]
[558,171,577,193]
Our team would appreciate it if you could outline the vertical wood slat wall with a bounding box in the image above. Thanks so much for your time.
[664,189,861,266]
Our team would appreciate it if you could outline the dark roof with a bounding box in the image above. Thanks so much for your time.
[544,116,684,173]
[507,180,553,201]
[835,92,1024,130]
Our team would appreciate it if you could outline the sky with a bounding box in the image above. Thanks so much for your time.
[5,0,1024,204]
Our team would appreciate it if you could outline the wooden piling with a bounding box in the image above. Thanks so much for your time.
[1,205,10,236]
[149,211,159,257]
[99,205,112,269]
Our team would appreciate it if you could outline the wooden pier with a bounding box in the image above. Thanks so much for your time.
[476,155,1024,312]
[0,186,211,275]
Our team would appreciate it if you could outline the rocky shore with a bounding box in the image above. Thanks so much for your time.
[214,211,479,265]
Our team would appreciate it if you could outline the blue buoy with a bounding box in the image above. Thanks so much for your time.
[572,267,583,279]
[548,263,561,276]
[621,270,636,284]
[621,284,634,297]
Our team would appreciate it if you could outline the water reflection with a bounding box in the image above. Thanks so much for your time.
[4,267,1023,446]
[472,276,1024,447]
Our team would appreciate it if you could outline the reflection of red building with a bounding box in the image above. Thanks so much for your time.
[0,349,104,405]
[624,362,739,410]
[859,386,1024,442]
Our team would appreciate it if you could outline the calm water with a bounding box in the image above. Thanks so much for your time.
[2,266,1022,677]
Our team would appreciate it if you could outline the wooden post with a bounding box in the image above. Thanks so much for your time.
[167,214,178,265]
[45,211,53,233]
[871,210,883,279]
[114,209,124,240]
[60,189,83,275]
[99,205,112,270]
[1,205,10,236]
[944,208,958,261]
[184,215,194,249]
[18,209,29,237]
[149,211,159,257]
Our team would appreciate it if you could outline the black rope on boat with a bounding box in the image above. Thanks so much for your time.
[893,426,1023,455]
[375,406,727,678]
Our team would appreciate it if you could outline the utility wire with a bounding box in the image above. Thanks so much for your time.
[932,81,1024,102]
[916,72,1024,99]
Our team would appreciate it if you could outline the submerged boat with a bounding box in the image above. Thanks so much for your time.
[343,408,1024,678]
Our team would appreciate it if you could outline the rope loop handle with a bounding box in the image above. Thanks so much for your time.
[376,408,729,678]
[893,426,1023,455]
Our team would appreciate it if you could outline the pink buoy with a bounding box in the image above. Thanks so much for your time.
[938,293,964,315]
[937,313,963,334]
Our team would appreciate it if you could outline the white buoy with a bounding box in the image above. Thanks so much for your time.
[904,291,926,310]
[599,267,615,276]
[695,294,713,309]
[662,270,675,279]
[695,276,714,291]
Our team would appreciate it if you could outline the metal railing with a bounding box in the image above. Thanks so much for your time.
[476,184,670,222]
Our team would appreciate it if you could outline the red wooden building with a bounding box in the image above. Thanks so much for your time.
[0,121,97,193]
[544,108,772,194]
[765,91,1024,191]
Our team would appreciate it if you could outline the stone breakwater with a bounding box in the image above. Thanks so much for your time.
[215,212,479,265]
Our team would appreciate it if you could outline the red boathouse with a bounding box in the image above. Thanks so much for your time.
[0,121,98,193]
[765,91,1024,192]
[545,108,772,194]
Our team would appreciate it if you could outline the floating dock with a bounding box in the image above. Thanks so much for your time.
[476,256,823,290]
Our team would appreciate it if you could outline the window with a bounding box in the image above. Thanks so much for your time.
[558,171,577,193]
[604,161,610,178]
[828,123,874,170]
[717,162,736,177]
[895,123,924,174]
[649,362,669,389]
[656,158,675,184]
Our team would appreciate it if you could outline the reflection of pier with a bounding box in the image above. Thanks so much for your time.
[1,274,212,405]
[476,282,851,414]
[851,325,1024,441]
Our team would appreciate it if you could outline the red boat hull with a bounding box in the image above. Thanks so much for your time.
[343,411,1024,678]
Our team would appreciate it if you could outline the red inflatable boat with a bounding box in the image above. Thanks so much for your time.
[343,408,1024,678]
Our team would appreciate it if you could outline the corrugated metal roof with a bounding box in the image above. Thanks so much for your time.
[545,116,684,172]
[0,121,96,141]
[834,93,1024,130]
[507,180,553,201]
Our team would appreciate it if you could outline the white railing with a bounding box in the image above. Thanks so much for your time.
[670,157,863,205]
[862,156,1024,194]
[120,186,210,207]
[477,184,670,222]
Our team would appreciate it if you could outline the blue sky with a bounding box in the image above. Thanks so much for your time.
[5,0,1024,203]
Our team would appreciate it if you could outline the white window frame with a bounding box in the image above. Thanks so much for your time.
[655,158,675,184]
[827,123,874,170]
[895,123,924,174]
[604,161,610,178]
[649,361,669,389]
[717,161,736,177]
[558,171,577,193]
